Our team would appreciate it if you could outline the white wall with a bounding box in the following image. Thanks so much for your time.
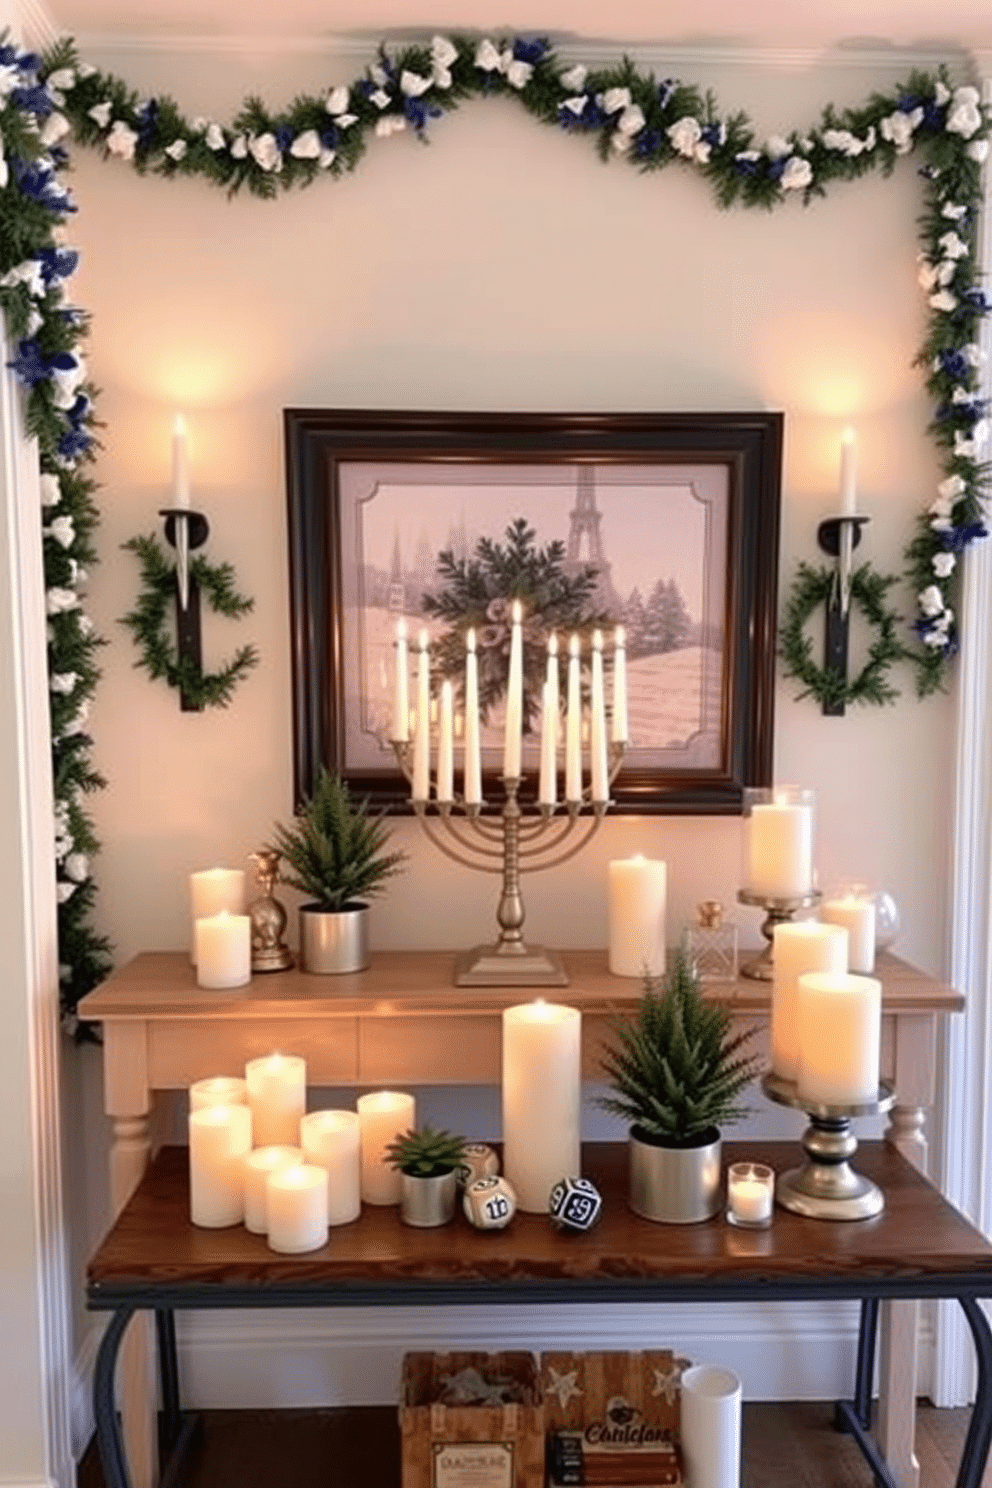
[62,37,963,1406]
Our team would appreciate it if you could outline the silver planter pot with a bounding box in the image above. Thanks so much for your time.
[400,1170,458,1228]
[629,1125,722,1224]
[299,902,370,975]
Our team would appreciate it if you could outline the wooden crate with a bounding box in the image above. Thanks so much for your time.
[541,1351,689,1487]
[400,1351,544,1488]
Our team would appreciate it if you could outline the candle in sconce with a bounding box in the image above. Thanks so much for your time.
[195,910,251,990]
[796,971,881,1106]
[172,412,190,510]
[243,1146,304,1234]
[265,1164,329,1254]
[412,629,431,802]
[565,634,582,803]
[839,427,857,516]
[502,1000,581,1212]
[188,1103,252,1228]
[356,1090,415,1205]
[589,630,609,804]
[464,629,482,807]
[245,1053,307,1148]
[299,1109,362,1225]
[392,619,409,743]
[437,679,454,804]
[189,1076,248,1112]
[503,600,523,780]
[538,679,557,808]
[612,626,628,744]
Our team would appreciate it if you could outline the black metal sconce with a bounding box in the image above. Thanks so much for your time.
[158,505,210,711]
[815,512,871,716]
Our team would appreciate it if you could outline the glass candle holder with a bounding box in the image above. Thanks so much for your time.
[741,786,815,901]
[821,881,876,973]
[726,1161,775,1228]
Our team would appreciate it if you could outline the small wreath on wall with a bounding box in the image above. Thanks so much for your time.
[779,562,908,710]
[120,533,259,709]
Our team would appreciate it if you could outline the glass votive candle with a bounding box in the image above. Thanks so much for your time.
[726,1161,775,1229]
[741,786,815,901]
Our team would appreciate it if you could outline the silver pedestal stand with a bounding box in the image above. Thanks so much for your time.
[762,1071,895,1220]
[737,888,822,980]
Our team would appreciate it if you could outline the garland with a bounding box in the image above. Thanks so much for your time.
[0,30,989,1014]
[779,563,908,710]
[120,534,258,709]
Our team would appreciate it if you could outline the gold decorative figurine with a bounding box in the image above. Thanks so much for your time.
[247,849,294,972]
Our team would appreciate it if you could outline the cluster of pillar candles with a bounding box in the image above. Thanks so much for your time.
[391,607,628,804]
[188,1000,582,1250]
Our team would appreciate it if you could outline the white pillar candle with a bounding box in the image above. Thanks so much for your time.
[188,1103,252,1228]
[771,921,848,1082]
[412,629,431,802]
[612,625,628,744]
[392,618,409,742]
[503,599,523,780]
[502,1001,581,1213]
[356,1090,415,1205]
[839,427,857,516]
[245,1053,307,1147]
[300,1109,362,1225]
[190,868,246,963]
[189,1076,248,1112]
[195,911,251,990]
[464,629,482,807]
[744,793,814,899]
[437,679,454,803]
[822,892,876,973]
[607,856,667,978]
[266,1164,329,1254]
[244,1145,304,1234]
[589,630,609,804]
[172,412,190,509]
[796,971,882,1106]
[565,634,582,804]
[726,1162,774,1226]
[538,680,557,808]
[680,1364,742,1488]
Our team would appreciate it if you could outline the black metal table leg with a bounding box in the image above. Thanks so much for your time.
[854,1297,880,1429]
[93,1307,135,1488]
[156,1309,182,1453]
[955,1297,992,1488]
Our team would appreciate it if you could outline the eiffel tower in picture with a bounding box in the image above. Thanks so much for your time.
[565,465,621,615]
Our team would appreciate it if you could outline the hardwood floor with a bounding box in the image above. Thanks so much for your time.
[76,1402,992,1487]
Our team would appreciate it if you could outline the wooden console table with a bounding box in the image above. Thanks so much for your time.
[87,1141,992,1488]
[77,948,962,1488]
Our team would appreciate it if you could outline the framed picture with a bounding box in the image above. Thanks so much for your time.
[284,408,782,814]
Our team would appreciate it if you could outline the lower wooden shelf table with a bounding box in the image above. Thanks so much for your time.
[86,1140,992,1488]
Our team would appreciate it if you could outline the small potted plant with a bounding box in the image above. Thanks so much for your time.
[384,1125,467,1227]
[598,949,762,1223]
[270,767,407,974]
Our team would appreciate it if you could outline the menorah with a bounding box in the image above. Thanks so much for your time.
[390,606,627,987]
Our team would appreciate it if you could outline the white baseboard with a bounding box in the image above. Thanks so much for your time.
[172,1303,936,1411]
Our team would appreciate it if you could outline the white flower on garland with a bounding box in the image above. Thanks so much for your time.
[318,148,335,169]
[249,133,282,171]
[78,614,94,637]
[431,35,458,88]
[504,58,533,89]
[955,421,989,458]
[1,257,45,296]
[401,70,432,98]
[765,135,792,160]
[45,514,75,548]
[880,107,923,154]
[164,139,187,162]
[57,882,77,904]
[230,134,248,159]
[65,852,89,883]
[946,85,983,139]
[821,126,875,157]
[601,87,632,115]
[46,67,76,104]
[933,551,956,578]
[475,39,502,73]
[375,115,406,138]
[735,149,761,165]
[47,587,79,615]
[40,473,61,508]
[290,130,321,159]
[616,104,645,139]
[941,202,968,221]
[40,111,71,147]
[50,671,77,695]
[107,120,138,161]
[561,64,587,92]
[369,87,391,110]
[939,230,969,260]
[780,156,813,192]
[935,81,951,106]
[190,117,207,133]
[51,354,86,410]
[562,96,586,117]
[668,116,703,158]
[939,473,967,502]
[930,288,958,312]
[967,139,990,163]
[87,100,112,128]
[918,584,946,618]
[205,122,225,150]
[0,139,7,190]
[326,85,351,116]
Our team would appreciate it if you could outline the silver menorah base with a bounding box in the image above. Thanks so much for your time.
[454,942,568,987]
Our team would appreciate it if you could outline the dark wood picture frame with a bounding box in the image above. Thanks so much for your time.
[284,408,782,814]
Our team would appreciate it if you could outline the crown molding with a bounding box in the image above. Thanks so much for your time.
[11,0,61,48]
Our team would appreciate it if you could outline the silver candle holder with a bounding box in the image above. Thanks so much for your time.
[736,887,822,980]
[762,1070,895,1220]
[392,740,625,987]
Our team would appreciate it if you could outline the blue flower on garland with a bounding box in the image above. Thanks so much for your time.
[38,246,80,285]
[58,423,93,461]
[7,338,77,389]
[512,37,549,65]
[136,99,158,149]
[964,287,992,312]
[11,82,55,118]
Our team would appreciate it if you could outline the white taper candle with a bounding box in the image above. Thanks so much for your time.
[464,629,482,806]
[565,634,582,804]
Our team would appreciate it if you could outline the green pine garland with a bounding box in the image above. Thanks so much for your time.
[779,562,908,709]
[120,534,258,709]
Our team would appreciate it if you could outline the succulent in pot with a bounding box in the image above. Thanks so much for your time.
[269,767,406,974]
[384,1126,467,1228]
[598,949,762,1223]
